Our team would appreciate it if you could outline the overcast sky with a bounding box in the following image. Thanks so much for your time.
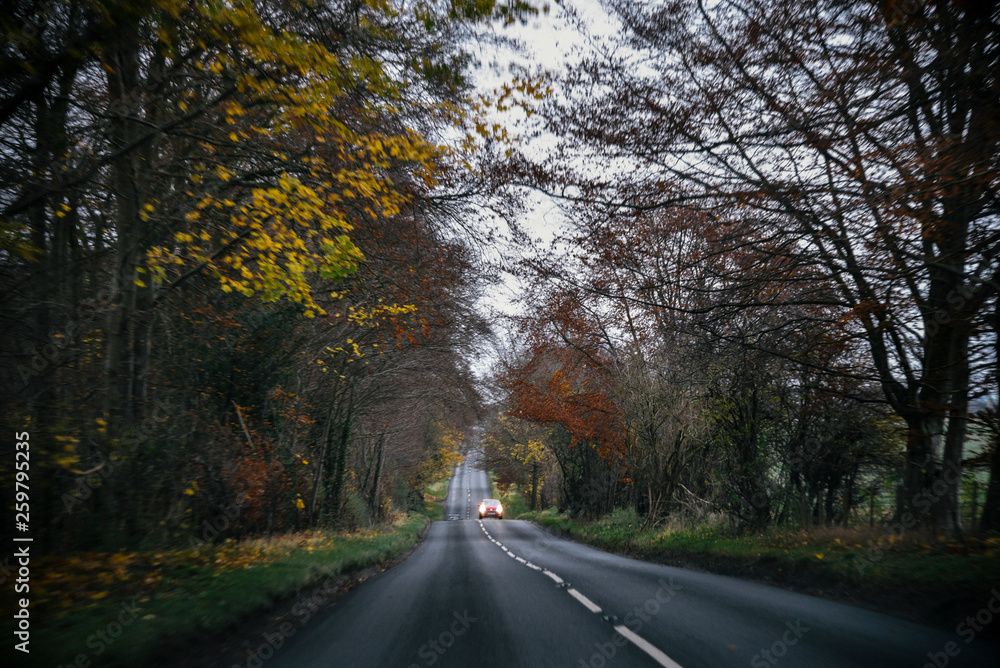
[463,1,622,379]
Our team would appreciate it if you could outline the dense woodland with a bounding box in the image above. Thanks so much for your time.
[1,0,999,555]
[484,0,1000,534]
[0,0,525,551]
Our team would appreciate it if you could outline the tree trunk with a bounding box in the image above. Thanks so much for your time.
[530,461,538,511]
[936,333,969,533]
[368,434,384,520]
[898,412,942,526]
[325,390,354,522]
[307,406,335,526]
[981,439,1000,531]
[971,480,979,528]
[841,466,857,527]
[103,24,143,434]
[982,303,1000,531]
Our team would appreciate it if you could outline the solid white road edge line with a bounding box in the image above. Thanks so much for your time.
[613,624,684,668]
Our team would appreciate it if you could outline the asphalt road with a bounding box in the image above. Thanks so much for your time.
[267,454,1000,668]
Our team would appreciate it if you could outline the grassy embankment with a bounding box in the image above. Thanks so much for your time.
[423,477,450,522]
[502,486,1000,633]
[6,482,451,667]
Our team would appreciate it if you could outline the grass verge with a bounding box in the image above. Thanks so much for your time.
[6,512,432,667]
[519,507,1000,635]
[423,477,451,522]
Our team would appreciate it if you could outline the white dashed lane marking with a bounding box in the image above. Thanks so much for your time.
[477,519,683,668]
[614,624,684,668]
[567,588,602,614]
